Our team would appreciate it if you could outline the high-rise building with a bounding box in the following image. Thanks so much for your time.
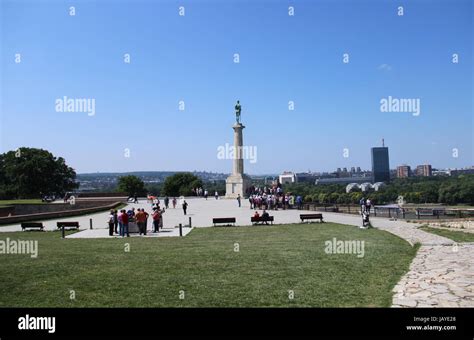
[416,164,432,177]
[350,167,356,173]
[371,142,390,183]
[397,165,411,178]
[356,167,361,173]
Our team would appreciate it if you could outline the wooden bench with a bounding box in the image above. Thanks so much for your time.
[57,221,80,230]
[213,217,236,227]
[300,213,324,223]
[21,222,44,231]
[251,216,274,225]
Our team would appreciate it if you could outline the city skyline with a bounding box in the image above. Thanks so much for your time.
[1,0,472,174]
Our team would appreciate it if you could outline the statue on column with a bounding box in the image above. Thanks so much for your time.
[234,100,241,124]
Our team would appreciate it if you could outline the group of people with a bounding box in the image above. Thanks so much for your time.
[248,193,303,210]
[192,187,220,200]
[107,205,166,237]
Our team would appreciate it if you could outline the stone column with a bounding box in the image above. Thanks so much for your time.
[225,123,250,198]
[233,123,244,175]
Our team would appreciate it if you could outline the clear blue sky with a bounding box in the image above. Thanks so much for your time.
[1,0,472,174]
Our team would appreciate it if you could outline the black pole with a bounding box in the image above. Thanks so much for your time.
[189,217,192,228]
[90,218,93,229]
[61,226,65,239]
[179,223,183,237]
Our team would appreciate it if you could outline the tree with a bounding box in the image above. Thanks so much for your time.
[0,147,78,199]
[162,173,203,196]
[118,175,146,196]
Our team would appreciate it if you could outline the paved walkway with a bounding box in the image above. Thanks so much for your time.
[1,197,472,307]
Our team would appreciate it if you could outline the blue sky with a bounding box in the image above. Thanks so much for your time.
[1,0,472,174]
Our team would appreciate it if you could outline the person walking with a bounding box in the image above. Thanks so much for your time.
[172,197,177,209]
[237,194,241,207]
[204,190,208,200]
[134,194,138,204]
[108,210,115,236]
[215,191,219,200]
[164,196,170,209]
[182,200,188,215]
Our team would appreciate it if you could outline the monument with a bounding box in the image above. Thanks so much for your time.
[225,101,251,198]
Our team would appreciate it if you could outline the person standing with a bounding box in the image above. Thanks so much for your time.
[134,194,138,204]
[359,197,366,214]
[142,208,149,234]
[121,209,130,237]
[113,210,118,234]
[182,200,188,215]
[164,196,170,209]
[215,191,219,200]
[152,208,161,233]
[118,210,124,236]
[108,210,115,236]
[237,194,241,207]
[204,190,208,200]
[136,209,147,236]
[365,198,372,214]
[172,197,177,208]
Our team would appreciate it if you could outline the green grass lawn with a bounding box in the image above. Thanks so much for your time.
[0,223,418,307]
[0,199,43,205]
[419,226,474,243]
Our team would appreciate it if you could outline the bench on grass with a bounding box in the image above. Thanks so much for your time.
[300,213,324,223]
[21,222,44,231]
[251,216,274,225]
[57,221,80,230]
[212,217,236,227]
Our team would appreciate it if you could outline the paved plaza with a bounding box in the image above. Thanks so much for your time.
[0,197,472,307]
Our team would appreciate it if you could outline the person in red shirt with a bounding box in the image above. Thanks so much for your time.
[152,208,161,233]
[121,209,130,237]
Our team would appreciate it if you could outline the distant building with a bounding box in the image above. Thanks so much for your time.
[416,164,432,177]
[449,167,474,176]
[397,165,411,178]
[316,177,368,185]
[356,167,361,173]
[295,172,318,183]
[279,172,297,184]
[371,144,390,183]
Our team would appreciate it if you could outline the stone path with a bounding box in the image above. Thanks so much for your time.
[392,243,474,307]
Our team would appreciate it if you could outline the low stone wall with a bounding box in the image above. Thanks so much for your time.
[0,201,123,225]
[9,201,119,216]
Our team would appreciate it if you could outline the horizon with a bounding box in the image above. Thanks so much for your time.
[1,0,472,174]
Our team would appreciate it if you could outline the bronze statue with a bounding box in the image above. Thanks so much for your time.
[235,100,241,124]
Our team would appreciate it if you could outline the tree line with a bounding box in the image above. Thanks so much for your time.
[283,175,474,205]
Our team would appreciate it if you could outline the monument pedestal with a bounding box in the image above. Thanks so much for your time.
[225,174,251,199]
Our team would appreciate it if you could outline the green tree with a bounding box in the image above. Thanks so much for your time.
[0,147,78,199]
[118,175,146,196]
[162,173,203,196]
